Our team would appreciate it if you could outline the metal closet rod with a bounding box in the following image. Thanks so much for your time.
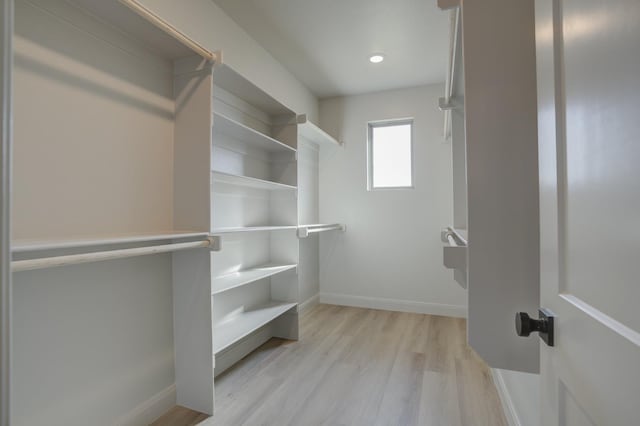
[11,238,217,272]
[298,224,345,238]
[119,0,217,62]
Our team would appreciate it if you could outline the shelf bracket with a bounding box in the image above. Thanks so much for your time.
[438,96,464,111]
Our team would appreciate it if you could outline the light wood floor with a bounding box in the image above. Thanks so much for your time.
[153,304,507,426]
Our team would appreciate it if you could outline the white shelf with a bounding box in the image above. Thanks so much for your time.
[68,0,213,61]
[213,113,296,154]
[211,226,297,235]
[212,263,297,295]
[297,114,341,146]
[213,301,297,354]
[211,170,297,191]
[213,64,295,116]
[12,231,210,253]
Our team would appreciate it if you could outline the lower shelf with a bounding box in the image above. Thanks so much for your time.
[213,301,297,354]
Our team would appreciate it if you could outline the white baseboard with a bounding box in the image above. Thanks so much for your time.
[319,292,467,318]
[115,384,176,426]
[491,369,521,426]
[299,293,320,313]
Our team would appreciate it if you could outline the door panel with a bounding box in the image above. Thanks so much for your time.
[536,0,640,424]
[561,0,640,331]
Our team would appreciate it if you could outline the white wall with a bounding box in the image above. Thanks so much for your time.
[140,0,319,122]
[318,85,467,317]
[493,369,540,426]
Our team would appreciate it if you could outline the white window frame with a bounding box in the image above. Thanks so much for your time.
[367,118,415,191]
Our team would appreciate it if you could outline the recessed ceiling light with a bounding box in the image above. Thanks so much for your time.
[369,54,385,64]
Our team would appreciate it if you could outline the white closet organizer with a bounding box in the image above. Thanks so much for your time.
[209,62,346,376]
[9,0,346,422]
[439,4,467,289]
[11,0,218,422]
[210,62,301,375]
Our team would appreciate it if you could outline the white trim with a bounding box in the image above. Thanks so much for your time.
[299,293,320,313]
[319,292,467,318]
[114,384,177,426]
[366,118,415,191]
[491,369,521,426]
[0,1,12,424]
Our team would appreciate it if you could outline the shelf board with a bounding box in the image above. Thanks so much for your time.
[213,64,295,116]
[297,114,341,146]
[68,0,213,61]
[212,263,297,295]
[211,170,297,191]
[213,113,295,154]
[211,226,297,235]
[12,231,209,253]
[213,301,297,354]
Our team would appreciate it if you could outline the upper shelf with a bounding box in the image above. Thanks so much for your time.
[12,231,210,253]
[213,63,295,116]
[213,113,296,154]
[68,0,216,61]
[297,115,342,146]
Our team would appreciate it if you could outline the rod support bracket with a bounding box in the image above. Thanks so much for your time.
[207,236,221,252]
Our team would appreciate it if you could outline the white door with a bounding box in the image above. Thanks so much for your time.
[535,0,640,424]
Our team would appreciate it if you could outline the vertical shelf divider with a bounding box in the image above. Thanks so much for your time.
[172,56,215,415]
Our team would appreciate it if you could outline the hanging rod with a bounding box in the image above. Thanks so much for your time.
[297,224,345,238]
[441,227,467,247]
[12,237,219,272]
[440,5,460,140]
[119,0,217,62]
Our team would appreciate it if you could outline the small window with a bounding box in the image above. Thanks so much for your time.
[367,119,414,190]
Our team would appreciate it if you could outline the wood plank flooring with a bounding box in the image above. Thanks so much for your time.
[152,304,507,426]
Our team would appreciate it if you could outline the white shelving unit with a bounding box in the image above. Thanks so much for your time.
[210,61,300,377]
[7,1,348,422]
[10,0,218,422]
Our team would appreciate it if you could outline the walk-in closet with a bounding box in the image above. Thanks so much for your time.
[5,0,623,425]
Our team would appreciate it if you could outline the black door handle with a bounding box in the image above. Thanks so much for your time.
[515,308,555,346]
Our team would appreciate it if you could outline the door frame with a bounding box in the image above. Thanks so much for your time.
[0,0,13,425]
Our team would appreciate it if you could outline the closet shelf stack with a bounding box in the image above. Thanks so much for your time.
[210,61,301,377]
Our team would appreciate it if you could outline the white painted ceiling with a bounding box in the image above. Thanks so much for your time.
[212,0,449,98]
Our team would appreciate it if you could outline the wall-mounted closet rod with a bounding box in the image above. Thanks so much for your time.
[297,224,345,238]
[442,227,467,247]
[119,0,217,62]
[12,237,218,272]
[441,6,460,140]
